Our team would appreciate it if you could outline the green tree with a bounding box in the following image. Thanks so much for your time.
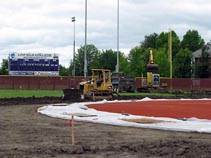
[97,49,129,74]
[156,32,169,49]
[98,49,117,71]
[128,46,148,77]
[0,59,8,75]
[74,44,100,76]
[141,33,158,49]
[154,48,170,77]
[173,48,193,78]
[119,53,130,74]
[59,65,70,76]
[156,31,181,59]
[171,31,181,59]
[195,46,210,78]
[68,60,74,76]
[181,30,205,52]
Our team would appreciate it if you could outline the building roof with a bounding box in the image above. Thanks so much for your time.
[193,42,211,58]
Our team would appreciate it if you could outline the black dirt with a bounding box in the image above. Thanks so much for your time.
[1,98,211,157]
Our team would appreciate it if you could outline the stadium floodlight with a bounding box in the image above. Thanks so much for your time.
[71,17,76,77]
[116,0,119,73]
[84,0,88,78]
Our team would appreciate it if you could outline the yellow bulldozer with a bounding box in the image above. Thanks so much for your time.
[63,69,113,100]
[79,69,113,100]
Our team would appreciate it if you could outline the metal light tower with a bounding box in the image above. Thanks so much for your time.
[169,29,173,91]
[71,17,76,77]
[116,0,120,72]
[84,0,88,78]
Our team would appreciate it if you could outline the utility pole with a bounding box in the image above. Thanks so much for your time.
[84,0,88,78]
[169,29,172,91]
[71,17,76,77]
[116,0,119,72]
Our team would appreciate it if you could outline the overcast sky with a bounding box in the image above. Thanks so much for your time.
[1,0,211,67]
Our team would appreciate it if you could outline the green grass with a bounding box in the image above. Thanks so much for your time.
[0,89,176,99]
[0,89,63,98]
[118,91,175,97]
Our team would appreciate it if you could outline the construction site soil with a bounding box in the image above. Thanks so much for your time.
[1,96,211,158]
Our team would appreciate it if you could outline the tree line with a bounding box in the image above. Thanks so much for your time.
[62,29,209,78]
[1,29,210,78]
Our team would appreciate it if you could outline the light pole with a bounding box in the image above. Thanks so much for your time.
[84,0,88,78]
[116,0,119,73]
[169,29,172,91]
[71,17,76,77]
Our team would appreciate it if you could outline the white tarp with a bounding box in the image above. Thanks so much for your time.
[37,98,211,133]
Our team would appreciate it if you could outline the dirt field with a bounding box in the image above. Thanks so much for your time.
[1,102,211,157]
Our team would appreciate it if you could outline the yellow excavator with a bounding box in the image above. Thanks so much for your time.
[146,49,160,88]
[138,49,160,92]
[63,69,113,100]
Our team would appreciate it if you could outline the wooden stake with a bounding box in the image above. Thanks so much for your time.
[71,115,75,145]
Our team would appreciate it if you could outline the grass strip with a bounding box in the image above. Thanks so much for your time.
[118,92,175,97]
[0,89,63,98]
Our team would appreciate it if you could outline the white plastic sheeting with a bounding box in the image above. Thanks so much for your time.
[37,98,211,133]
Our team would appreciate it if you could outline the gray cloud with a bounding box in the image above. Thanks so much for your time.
[1,0,211,67]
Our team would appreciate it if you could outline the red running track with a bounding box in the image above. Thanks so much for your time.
[88,100,211,120]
